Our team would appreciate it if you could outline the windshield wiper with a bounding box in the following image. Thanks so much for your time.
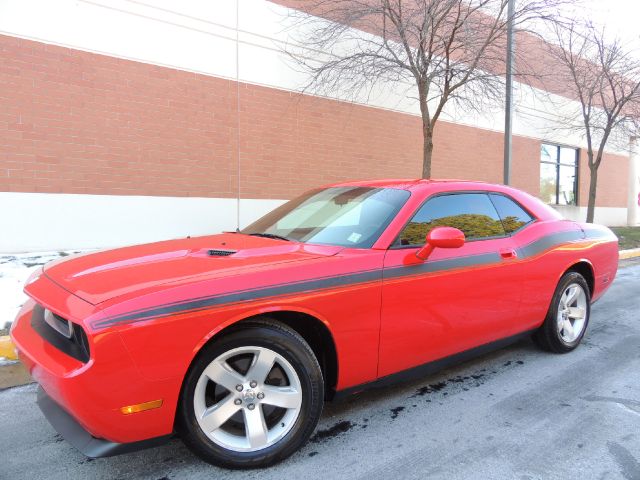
[246,232,291,242]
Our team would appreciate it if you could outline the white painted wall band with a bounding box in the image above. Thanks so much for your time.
[0,192,285,252]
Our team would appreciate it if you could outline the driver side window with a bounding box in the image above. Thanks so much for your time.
[398,193,506,246]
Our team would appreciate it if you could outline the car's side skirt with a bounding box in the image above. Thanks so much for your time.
[331,329,536,401]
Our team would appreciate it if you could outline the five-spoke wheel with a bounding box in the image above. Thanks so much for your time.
[534,271,591,353]
[556,283,588,343]
[193,346,303,452]
[177,320,324,469]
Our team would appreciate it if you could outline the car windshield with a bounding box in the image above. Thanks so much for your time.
[241,186,411,248]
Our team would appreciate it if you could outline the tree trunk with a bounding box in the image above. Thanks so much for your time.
[418,85,433,179]
[586,164,598,223]
[422,122,434,179]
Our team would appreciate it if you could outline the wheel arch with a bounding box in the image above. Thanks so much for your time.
[563,259,595,297]
[187,308,339,401]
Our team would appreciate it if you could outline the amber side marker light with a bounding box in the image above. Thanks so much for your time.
[120,399,163,415]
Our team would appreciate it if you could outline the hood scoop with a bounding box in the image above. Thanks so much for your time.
[207,249,237,257]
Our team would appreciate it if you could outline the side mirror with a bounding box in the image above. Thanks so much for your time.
[415,227,465,261]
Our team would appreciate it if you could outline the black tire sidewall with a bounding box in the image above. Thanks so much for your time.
[176,322,324,469]
[542,272,591,353]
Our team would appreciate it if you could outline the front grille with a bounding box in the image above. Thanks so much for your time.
[31,304,90,363]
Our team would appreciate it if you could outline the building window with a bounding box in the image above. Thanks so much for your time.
[540,143,578,205]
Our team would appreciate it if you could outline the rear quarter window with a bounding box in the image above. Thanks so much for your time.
[489,194,535,234]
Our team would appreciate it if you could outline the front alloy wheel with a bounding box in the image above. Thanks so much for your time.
[177,320,324,468]
[193,346,303,452]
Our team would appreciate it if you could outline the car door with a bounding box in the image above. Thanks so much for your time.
[378,192,524,378]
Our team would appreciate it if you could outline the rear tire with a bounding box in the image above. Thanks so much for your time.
[176,320,324,469]
[533,271,591,353]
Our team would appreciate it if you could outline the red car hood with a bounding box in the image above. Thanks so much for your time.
[43,233,342,305]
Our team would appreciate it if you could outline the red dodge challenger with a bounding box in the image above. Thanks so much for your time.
[10,179,618,468]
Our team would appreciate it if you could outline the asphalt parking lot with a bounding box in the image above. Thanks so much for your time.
[2,263,639,480]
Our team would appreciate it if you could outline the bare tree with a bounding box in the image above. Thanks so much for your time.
[283,0,567,178]
[549,21,640,223]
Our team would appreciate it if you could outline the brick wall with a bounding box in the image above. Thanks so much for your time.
[578,149,629,208]
[0,34,629,208]
[1,35,238,197]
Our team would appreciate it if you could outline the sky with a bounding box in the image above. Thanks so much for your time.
[575,0,640,47]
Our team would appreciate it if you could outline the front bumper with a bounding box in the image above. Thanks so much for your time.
[10,283,181,447]
[37,386,171,457]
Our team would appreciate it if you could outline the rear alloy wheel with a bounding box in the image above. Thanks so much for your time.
[177,321,324,468]
[533,271,591,353]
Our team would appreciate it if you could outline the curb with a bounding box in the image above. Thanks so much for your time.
[619,248,640,260]
[0,335,32,390]
[0,335,18,361]
[0,362,32,390]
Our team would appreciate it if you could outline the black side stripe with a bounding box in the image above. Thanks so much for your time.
[94,267,383,327]
[517,229,581,258]
[92,269,382,329]
[383,251,502,280]
[584,228,617,241]
[91,228,609,329]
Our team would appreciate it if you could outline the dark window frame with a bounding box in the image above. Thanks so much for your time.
[540,142,579,206]
[391,191,537,249]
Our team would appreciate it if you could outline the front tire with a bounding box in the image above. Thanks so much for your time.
[176,320,324,469]
[533,271,591,353]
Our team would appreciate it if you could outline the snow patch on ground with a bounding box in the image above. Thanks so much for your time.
[0,251,84,361]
